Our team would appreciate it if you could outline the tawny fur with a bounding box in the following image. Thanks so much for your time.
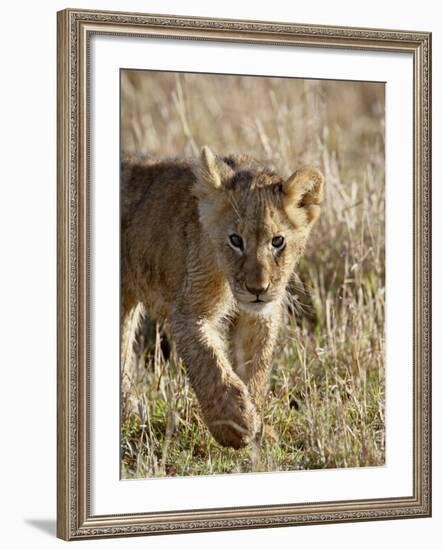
[121,147,324,449]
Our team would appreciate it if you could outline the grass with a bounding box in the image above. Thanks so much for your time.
[120,70,385,479]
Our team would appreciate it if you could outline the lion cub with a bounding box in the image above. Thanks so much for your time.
[121,147,324,449]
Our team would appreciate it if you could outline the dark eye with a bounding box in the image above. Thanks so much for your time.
[229,233,244,250]
[271,235,285,249]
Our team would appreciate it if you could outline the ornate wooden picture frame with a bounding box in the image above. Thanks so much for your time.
[57,8,431,540]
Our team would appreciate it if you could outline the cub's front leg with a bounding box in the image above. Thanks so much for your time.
[231,310,281,414]
[171,311,261,449]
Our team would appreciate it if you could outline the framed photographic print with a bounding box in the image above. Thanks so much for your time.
[57,8,432,540]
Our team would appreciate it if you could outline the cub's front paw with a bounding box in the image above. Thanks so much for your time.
[206,383,262,449]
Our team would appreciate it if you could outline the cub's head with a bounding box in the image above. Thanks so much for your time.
[193,146,324,315]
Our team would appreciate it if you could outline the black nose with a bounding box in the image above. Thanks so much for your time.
[245,283,270,297]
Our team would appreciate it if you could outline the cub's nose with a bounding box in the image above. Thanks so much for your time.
[245,283,270,298]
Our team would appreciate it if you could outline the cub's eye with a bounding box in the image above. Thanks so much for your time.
[271,235,285,249]
[229,233,244,251]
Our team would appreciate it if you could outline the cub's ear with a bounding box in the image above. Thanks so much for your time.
[282,167,325,227]
[193,146,234,198]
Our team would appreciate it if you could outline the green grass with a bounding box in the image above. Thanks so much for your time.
[120,71,385,478]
